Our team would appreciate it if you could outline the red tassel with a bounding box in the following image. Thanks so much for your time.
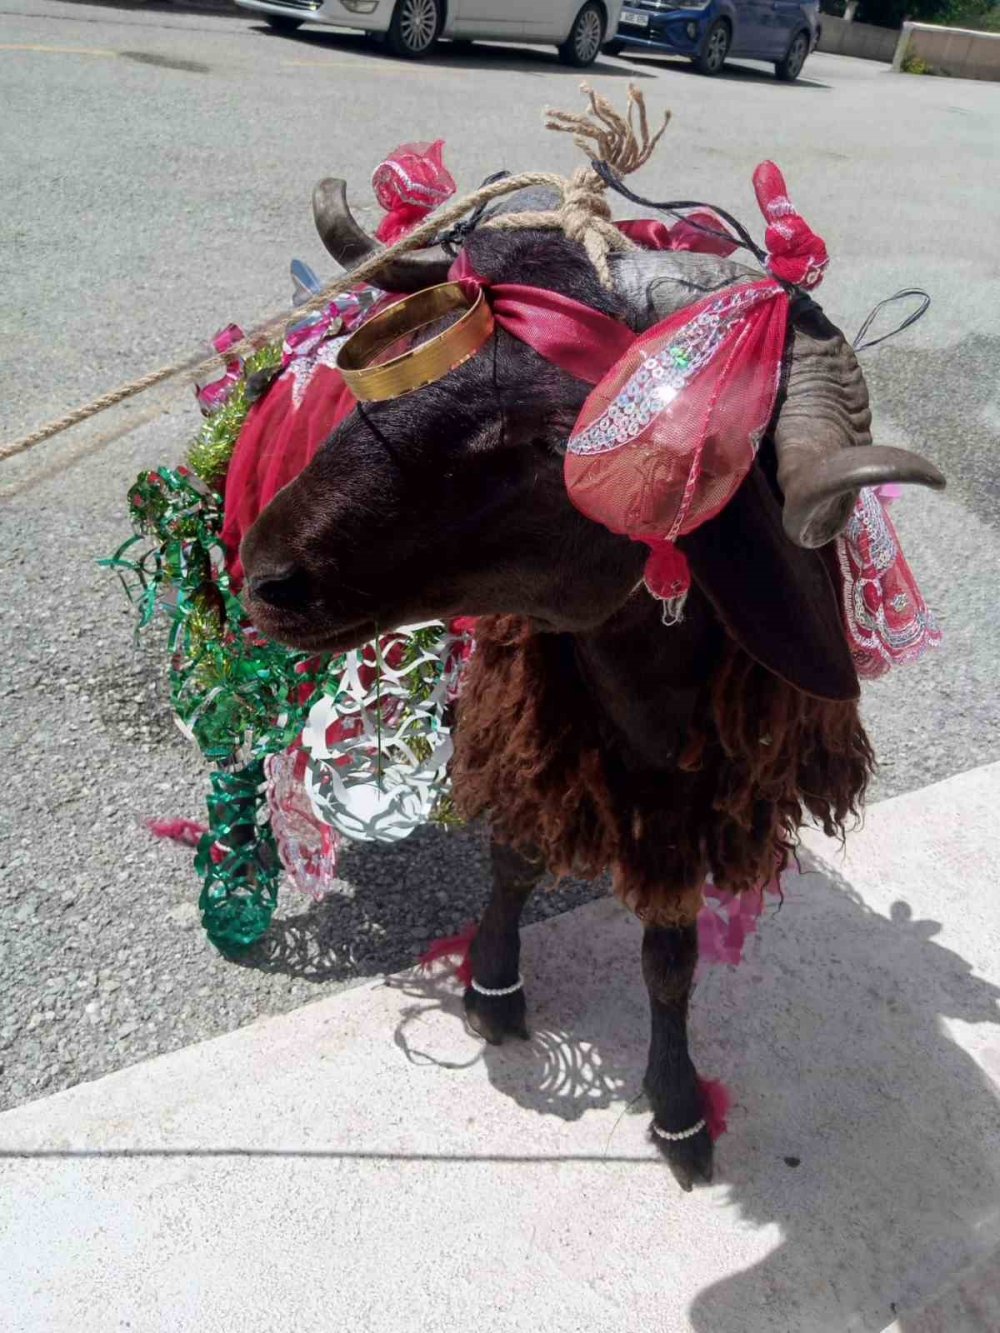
[146,817,208,848]
[697,1077,732,1141]
[643,538,691,623]
[419,923,477,989]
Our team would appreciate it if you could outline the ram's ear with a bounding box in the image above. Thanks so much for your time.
[678,462,858,702]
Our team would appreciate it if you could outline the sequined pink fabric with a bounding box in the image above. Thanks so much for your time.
[566,281,787,540]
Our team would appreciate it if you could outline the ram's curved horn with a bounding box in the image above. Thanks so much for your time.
[609,249,760,325]
[312,177,452,292]
[774,302,945,548]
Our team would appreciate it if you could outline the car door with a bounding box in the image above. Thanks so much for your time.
[450,0,536,38]
[728,0,772,57]
[519,0,573,40]
[768,0,806,56]
[747,0,802,56]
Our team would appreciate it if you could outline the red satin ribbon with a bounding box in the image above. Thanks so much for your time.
[448,251,633,385]
[618,214,739,257]
[447,210,741,386]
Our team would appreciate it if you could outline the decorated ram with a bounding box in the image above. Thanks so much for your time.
[116,90,944,1190]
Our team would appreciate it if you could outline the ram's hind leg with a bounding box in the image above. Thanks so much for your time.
[464,840,543,1045]
[642,918,714,1191]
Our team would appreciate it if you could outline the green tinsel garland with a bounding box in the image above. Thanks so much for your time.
[102,340,323,951]
[186,344,283,489]
[106,336,463,950]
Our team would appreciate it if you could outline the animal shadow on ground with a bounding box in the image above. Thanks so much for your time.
[237,824,999,1328]
[233,821,605,986]
[386,850,997,1330]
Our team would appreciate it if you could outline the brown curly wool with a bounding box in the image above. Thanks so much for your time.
[452,616,873,923]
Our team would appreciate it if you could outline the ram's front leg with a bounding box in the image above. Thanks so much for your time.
[464,840,543,1045]
[642,918,714,1190]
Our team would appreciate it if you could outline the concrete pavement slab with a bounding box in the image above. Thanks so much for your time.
[2,762,998,1331]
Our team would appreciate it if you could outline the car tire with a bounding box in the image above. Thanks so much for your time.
[603,38,625,56]
[775,29,809,81]
[386,0,441,59]
[693,19,730,76]
[558,2,606,67]
[264,15,304,33]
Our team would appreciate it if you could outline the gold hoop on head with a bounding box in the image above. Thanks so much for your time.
[336,282,494,402]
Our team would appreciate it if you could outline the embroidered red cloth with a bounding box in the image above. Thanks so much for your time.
[752,160,828,291]
[837,486,941,677]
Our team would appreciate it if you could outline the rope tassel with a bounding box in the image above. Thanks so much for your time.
[486,83,670,286]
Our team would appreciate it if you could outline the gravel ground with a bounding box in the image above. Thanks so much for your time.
[2,4,998,1112]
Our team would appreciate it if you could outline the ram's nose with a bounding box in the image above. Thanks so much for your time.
[247,563,310,611]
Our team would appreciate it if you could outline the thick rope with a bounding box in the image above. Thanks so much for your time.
[2,85,667,462]
[1,359,199,463]
[0,171,560,464]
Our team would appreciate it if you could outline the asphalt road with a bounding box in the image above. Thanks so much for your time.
[1,1,998,1113]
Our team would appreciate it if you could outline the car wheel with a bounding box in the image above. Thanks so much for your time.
[386,0,441,59]
[775,30,809,81]
[604,38,625,56]
[558,2,606,67]
[264,15,304,33]
[693,19,730,76]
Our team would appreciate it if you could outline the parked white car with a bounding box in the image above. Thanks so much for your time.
[233,0,625,65]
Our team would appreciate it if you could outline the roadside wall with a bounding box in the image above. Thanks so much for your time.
[892,20,1000,80]
[818,16,897,61]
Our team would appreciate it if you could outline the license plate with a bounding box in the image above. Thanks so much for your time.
[620,12,650,28]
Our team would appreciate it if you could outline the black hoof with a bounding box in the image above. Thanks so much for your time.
[650,1121,715,1191]
[463,986,529,1045]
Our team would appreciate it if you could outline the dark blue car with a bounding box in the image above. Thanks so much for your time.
[609,0,821,80]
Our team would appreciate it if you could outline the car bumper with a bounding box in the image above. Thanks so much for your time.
[233,0,393,32]
[615,9,711,56]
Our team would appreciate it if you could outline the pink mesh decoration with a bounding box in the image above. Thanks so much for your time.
[265,749,342,900]
[837,487,941,679]
[565,280,789,561]
[372,140,456,246]
[194,324,245,415]
[697,879,780,969]
[693,879,782,1141]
